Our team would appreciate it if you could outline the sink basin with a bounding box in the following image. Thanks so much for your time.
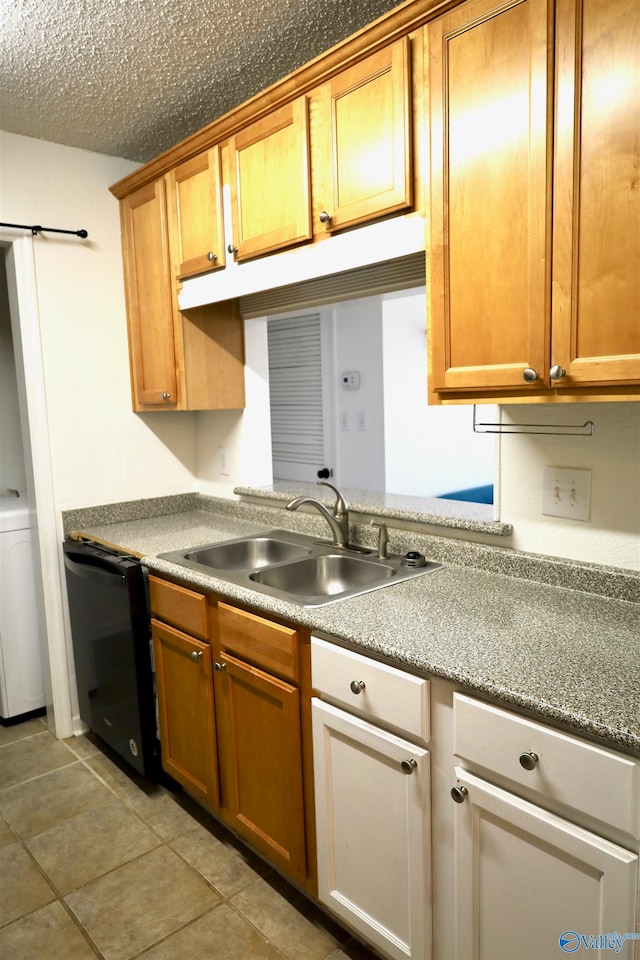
[183,536,311,571]
[250,554,396,599]
[158,528,441,606]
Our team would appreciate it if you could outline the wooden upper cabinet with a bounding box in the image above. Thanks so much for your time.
[228,97,312,261]
[314,37,413,233]
[120,179,178,408]
[551,0,640,387]
[428,0,552,395]
[166,147,225,280]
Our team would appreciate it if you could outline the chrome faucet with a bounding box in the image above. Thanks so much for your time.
[286,481,350,549]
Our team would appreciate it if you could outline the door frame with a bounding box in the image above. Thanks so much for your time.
[2,231,73,738]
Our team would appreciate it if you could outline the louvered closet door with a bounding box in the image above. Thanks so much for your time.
[267,313,335,482]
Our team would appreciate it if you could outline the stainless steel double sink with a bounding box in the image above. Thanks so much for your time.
[158,529,441,607]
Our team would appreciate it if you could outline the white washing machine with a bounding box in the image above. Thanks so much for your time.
[0,500,46,720]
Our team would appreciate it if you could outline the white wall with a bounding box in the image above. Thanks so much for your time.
[382,288,495,497]
[498,403,640,570]
[0,131,198,510]
[332,297,386,491]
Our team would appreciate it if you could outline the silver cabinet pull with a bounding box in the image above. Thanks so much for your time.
[451,785,469,803]
[523,368,539,382]
[319,211,332,224]
[161,391,171,400]
[519,751,539,771]
[401,758,417,774]
[190,650,203,662]
[207,251,216,261]
[227,244,238,254]
[550,365,566,380]
[350,680,365,694]
[213,661,226,672]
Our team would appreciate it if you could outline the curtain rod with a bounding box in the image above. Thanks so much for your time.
[0,221,88,239]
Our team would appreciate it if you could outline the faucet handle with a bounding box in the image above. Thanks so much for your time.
[317,480,349,516]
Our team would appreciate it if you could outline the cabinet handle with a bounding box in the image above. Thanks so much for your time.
[213,661,226,672]
[350,680,366,694]
[319,211,332,224]
[549,364,566,381]
[161,391,171,401]
[519,751,539,771]
[401,758,417,774]
[451,785,469,803]
[523,368,539,382]
[227,244,238,255]
[190,650,203,662]
[207,252,216,261]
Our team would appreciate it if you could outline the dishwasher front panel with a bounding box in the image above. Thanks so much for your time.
[63,540,159,778]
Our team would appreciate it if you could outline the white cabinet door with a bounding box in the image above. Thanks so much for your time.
[452,768,639,960]
[312,699,431,960]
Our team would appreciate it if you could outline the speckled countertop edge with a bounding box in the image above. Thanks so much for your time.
[65,496,640,757]
[234,482,512,536]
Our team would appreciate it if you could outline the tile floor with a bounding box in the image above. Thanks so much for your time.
[0,717,380,960]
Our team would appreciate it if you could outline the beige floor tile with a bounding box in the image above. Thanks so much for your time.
[171,821,271,897]
[0,731,76,791]
[65,845,220,960]
[231,875,341,960]
[127,787,202,840]
[0,816,15,848]
[0,717,47,747]
[86,752,158,805]
[27,800,161,895]
[326,938,382,960]
[0,761,113,839]
[64,733,102,760]
[0,900,98,960]
[0,842,55,927]
[141,902,282,960]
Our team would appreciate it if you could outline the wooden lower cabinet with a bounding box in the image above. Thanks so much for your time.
[214,652,307,883]
[151,618,219,808]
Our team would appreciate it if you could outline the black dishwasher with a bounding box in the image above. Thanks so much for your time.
[63,539,160,779]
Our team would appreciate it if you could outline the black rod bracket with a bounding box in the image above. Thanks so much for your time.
[0,221,88,239]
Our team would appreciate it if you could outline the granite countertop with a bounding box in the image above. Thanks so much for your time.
[69,500,640,758]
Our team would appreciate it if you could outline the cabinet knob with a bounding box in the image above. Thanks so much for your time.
[519,751,539,771]
[190,650,202,662]
[319,211,333,224]
[451,785,469,803]
[549,364,566,381]
[401,758,417,774]
[161,391,171,401]
[227,244,238,255]
[523,368,539,382]
[350,680,366,694]
[213,661,226,672]
[207,252,216,261]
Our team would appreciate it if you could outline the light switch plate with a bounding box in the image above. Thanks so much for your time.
[542,466,591,521]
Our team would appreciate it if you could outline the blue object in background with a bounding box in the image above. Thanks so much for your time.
[437,485,494,505]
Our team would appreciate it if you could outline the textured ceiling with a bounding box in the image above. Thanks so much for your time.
[0,0,402,163]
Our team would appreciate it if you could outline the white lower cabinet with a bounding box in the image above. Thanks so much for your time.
[452,768,639,960]
[312,699,431,960]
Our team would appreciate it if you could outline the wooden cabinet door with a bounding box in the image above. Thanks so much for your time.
[152,619,218,809]
[315,37,412,233]
[428,0,552,394]
[120,180,177,408]
[229,97,312,261]
[551,0,640,387]
[215,652,307,883]
[312,699,431,960]
[166,148,226,280]
[452,769,639,960]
